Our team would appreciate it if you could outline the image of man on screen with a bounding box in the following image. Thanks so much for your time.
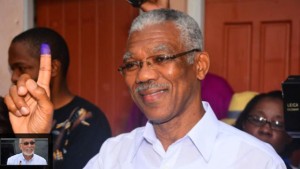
[7,138,47,165]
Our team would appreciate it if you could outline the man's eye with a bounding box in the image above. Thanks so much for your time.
[11,66,30,73]
[19,67,28,72]
[257,117,265,122]
[153,55,172,64]
[273,121,284,128]
[124,62,138,71]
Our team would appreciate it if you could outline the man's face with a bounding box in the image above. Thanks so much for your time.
[124,22,201,124]
[8,42,40,84]
[19,138,36,156]
[243,98,287,153]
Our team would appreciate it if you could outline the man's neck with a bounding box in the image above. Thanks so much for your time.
[22,154,33,161]
[153,107,204,151]
[50,82,75,109]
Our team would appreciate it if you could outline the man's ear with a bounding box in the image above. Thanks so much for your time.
[194,52,210,80]
[51,59,61,78]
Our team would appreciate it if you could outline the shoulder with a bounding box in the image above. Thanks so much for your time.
[100,127,144,158]
[33,154,47,164]
[8,153,21,160]
[84,127,145,168]
[72,96,103,113]
[33,154,46,160]
[7,153,21,164]
[217,122,270,151]
[215,122,284,165]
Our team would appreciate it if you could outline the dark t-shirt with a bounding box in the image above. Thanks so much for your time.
[52,96,111,169]
[0,97,13,134]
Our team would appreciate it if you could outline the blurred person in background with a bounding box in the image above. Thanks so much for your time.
[7,27,111,169]
[235,90,294,169]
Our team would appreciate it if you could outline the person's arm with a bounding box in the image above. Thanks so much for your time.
[140,0,169,12]
[4,44,53,133]
[127,0,169,12]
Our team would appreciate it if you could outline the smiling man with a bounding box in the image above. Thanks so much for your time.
[83,9,286,168]
[7,138,47,165]
[5,9,287,169]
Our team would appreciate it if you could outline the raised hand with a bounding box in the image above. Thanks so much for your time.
[140,0,169,12]
[4,43,54,133]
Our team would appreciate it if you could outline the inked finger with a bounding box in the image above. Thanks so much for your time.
[37,43,51,96]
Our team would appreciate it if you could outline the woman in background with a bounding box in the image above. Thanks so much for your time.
[235,90,294,169]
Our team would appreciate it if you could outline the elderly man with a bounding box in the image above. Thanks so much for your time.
[5,9,286,169]
[7,138,47,165]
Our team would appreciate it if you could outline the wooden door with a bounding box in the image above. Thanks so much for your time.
[205,0,300,92]
[36,0,139,135]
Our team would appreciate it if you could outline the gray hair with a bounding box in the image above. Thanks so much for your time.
[128,9,203,64]
[19,138,35,144]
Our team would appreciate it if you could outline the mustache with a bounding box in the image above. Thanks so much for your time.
[135,83,170,93]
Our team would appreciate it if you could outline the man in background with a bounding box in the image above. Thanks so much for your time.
[7,27,111,169]
[7,138,47,165]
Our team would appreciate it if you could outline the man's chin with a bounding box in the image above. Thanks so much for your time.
[23,151,34,156]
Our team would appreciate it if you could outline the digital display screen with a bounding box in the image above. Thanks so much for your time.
[0,134,52,169]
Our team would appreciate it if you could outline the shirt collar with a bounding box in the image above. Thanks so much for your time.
[130,101,219,163]
[187,101,219,162]
[130,121,156,162]
[20,153,35,163]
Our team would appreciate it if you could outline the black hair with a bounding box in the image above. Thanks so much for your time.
[235,90,283,130]
[11,27,70,78]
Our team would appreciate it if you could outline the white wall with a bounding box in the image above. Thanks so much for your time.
[187,0,205,37]
[0,0,33,96]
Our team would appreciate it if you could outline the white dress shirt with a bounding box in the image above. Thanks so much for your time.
[84,102,286,169]
[7,153,47,165]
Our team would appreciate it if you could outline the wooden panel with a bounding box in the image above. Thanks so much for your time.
[64,1,80,93]
[224,23,252,92]
[260,21,291,91]
[36,0,139,135]
[206,0,300,93]
[96,0,116,131]
[80,0,97,101]
[113,1,138,134]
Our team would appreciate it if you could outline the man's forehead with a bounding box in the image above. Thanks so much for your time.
[124,44,176,60]
[21,138,35,142]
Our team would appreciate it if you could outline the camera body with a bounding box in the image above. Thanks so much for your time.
[282,75,300,138]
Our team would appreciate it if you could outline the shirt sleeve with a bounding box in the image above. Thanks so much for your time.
[83,153,103,169]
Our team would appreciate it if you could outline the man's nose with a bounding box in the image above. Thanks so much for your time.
[135,61,158,83]
[259,122,273,133]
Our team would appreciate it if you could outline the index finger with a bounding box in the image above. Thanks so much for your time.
[37,43,52,96]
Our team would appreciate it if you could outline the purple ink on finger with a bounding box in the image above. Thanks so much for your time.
[40,43,51,55]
